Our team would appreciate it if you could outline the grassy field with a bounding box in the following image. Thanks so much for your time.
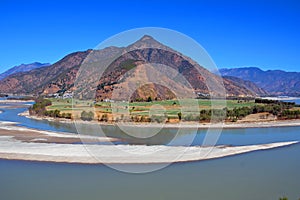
[47,98,257,119]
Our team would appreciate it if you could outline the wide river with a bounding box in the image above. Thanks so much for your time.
[0,100,299,200]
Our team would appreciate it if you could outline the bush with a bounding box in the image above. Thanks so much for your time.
[81,111,94,121]
[29,97,52,116]
[44,109,60,118]
[151,115,166,123]
[100,113,108,122]
[177,112,182,120]
[183,114,200,121]
[147,96,152,102]
[64,113,72,119]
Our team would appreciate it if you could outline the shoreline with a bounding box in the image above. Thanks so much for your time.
[261,96,300,101]
[0,125,297,164]
[0,106,298,165]
[0,99,34,103]
[0,121,119,144]
[19,110,300,129]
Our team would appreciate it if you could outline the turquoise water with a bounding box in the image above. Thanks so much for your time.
[2,102,300,146]
[0,105,76,133]
[0,143,299,200]
[0,101,300,199]
[283,98,300,105]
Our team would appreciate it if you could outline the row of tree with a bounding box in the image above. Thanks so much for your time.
[255,98,295,106]
[29,98,71,119]
[180,102,299,122]
[29,98,52,116]
[83,102,300,123]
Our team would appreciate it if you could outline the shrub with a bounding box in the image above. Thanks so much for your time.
[151,115,166,123]
[29,97,52,116]
[81,111,94,121]
[100,113,108,122]
[177,112,182,120]
[183,114,200,121]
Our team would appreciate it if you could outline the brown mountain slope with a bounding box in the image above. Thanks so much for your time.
[0,36,258,99]
[0,50,91,94]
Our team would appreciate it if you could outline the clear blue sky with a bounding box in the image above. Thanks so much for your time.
[0,0,300,73]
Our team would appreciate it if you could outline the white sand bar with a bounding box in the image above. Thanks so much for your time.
[0,136,297,164]
[0,121,115,141]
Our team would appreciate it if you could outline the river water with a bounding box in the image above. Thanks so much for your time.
[0,101,299,200]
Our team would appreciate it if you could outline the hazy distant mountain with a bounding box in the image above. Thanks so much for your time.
[220,67,300,96]
[0,62,50,80]
[0,36,258,99]
[223,76,268,96]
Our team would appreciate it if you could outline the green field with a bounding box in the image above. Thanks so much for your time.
[47,98,257,118]
[34,97,299,122]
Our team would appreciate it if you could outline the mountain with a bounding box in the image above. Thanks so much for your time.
[0,36,257,99]
[0,51,91,95]
[220,67,300,96]
[0,62,50,80]
[223,76,268,96]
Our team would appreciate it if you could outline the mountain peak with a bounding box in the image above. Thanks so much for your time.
[135,35,161,45]
[140,35,155,41]
[127,35,165,50]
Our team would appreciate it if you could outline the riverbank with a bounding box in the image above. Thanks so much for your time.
[0,99,34,103]
[0,106,299,165]
[19,110,300,129]
[0,121,118,144]
[0,122,297,164]
[261,97,300,101]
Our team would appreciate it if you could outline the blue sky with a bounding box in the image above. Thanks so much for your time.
[0,0,300,73]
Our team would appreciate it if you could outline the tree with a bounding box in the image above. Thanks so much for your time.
[53,109,60,118]
[29,97,52,116]
[100,114,108,122]
[81,111,94,121]
[177,112,182,121]
[147,96,152,102]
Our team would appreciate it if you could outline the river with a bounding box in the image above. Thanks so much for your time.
[0,100,299,199]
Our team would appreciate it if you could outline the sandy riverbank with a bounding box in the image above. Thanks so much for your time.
[0,99,34,103]
[0,121,118,144]
[0,117,298,164]
[19,110,300,129]
[261,97,300,101]
[0,133,297,164]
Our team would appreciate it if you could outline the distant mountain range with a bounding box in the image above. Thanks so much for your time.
[220,67,300,96]
[222,76,268,96]
[0,36,269,99]
[0,62,50,80]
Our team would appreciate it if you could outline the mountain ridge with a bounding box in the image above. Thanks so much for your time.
[223,76,268,96]
[220,67,300,96]
[0,62,50,80]
[0,36,260,99]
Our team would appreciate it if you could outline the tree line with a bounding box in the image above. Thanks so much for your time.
[29,98,71,119]
[181,100,298,122]
[29,97,300,123]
